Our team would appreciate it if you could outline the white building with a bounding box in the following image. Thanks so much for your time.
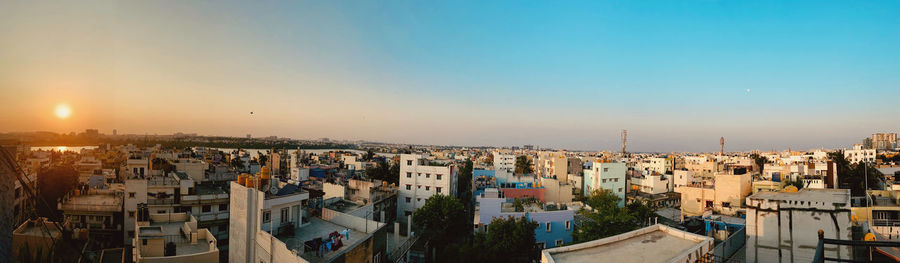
[844,148,876,164]
[745,189,852,263]
[673,170,699,188]
[398,154,458,220]
[583,162,627,207]
[133,212,219,263]
[630,173,670,195]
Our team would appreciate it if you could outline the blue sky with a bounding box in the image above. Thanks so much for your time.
[1,0,898,152]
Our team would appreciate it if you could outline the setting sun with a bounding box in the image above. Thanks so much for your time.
[54,104,72,119]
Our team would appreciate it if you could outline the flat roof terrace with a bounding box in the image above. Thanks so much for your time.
[542,224,713,263]
[279,217,367,263]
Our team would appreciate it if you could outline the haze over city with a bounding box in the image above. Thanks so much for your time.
[2,0,899,152]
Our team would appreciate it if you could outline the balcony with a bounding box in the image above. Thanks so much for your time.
[148,198,175,206]
[197,211,229,222]
[180,193,229,205]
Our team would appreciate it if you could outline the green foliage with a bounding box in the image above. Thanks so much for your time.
[829,150,885,196]
[365,159,398,185]
[457,160,475,236]
[38,166,78,219]
[515,156,533,175]
[750,153,768,172]
[413,195,469,255]
[230,157,245,170]
[442,216,540,263]
[574,190,657,243]
[782,178,804,190]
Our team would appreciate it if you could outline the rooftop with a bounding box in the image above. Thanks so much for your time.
[278,217,368,263]
[747,188,850,205]
[542,224,713,263]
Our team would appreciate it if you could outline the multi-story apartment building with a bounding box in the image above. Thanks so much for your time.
[582,162,627,207]
[474,192,575,249]
[677,172,751,217]
[844,148,876,164]
[398,154,457,220]
[230,180,390,263]
[873,133,898,150]
[133,212,219,263]
[57,188,125,246]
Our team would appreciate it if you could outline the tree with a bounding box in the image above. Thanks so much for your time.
[830,150,884,196]
[750,153,767,173]
[484,153,494,167]
[442,216,540,263]
[363,149,374,161]
[365,159,398,185]
[230,157,245,170]
[514,156,533,175]
[37,166,78,219]
[457,160,475,236]
[413,195,469,260]
[574,189,656,243]
[782,179,804,190]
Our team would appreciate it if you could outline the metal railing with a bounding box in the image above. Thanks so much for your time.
[813,229,900,262]
[388,234,420,263]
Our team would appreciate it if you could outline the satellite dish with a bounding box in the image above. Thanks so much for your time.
[269,185,279,195]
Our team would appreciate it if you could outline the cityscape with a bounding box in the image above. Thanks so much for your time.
[3,1,900,263]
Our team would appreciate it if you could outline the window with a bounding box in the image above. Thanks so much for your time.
[546,222,551,232]
[436,187,442,193]
[436,174,442,180]
[603,168,609,172]
[407,160,412,165]
[406,197,411,203]
[406,185,411,190]
[426,173,430,178]
[566,221,571,230]
[219,204,228,211]
[417,185,421,189]
[202,205,211,213]
[406,172,412,178]
[142,239,148,245]
[281,207,289,223]
[425,186,430,191]
[129,192,136,198]
[618,188,622,193]
[602,179,607,183]
[129,211,135,218]
[722,202,731,208]
[157,210,166,214]
[556,240,564,247]
[705,201,714,208]
[474,224,479,229]
[263,211,271,223]
[536,242,545,249]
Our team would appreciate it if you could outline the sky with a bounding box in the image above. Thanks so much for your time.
[1,0,898,152]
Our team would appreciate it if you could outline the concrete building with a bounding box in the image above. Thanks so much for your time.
[133,212,219,263]
[673,170,699,188]
[398,154,457,220]
[873,133,898,150]
[57,188,124,245]
[12,218,61,261]
[630,172,671,195]
[845,148,876,164]
[677,173,751,217]
[230,180,389,263]
[474,193,575,249]
[583,162,627,207]
[745,189,852,263]
[540,224,714,263]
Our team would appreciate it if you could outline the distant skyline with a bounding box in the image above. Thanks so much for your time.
[2,1,898,152]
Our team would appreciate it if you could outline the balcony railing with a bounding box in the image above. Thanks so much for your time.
[148,198,175,205]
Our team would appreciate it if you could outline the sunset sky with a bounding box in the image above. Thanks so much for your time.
[2,0,899,152]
